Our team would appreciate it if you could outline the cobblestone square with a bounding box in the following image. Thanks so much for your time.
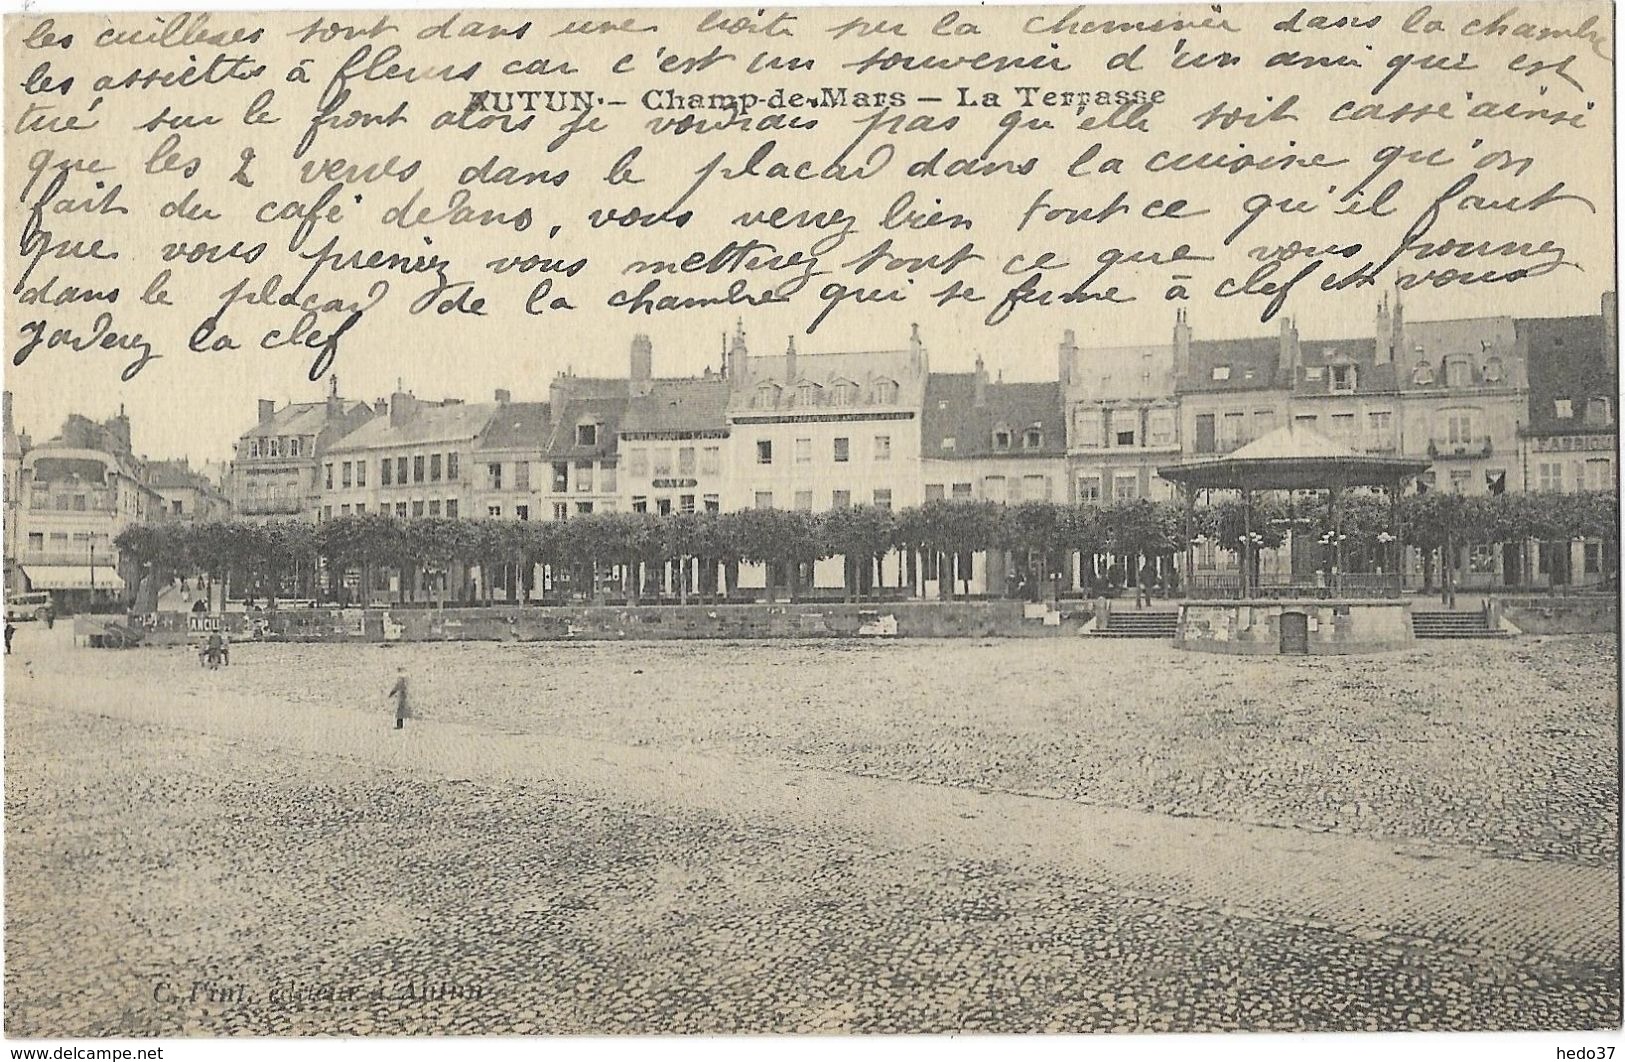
[4,627,1620,1035]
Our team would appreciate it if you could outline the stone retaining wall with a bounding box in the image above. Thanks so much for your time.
[1499,597,1618,635]
[1175,600,1415,655]
[131,601,1078,644]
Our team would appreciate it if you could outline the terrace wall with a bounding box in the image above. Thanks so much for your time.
[132,601,1080,644]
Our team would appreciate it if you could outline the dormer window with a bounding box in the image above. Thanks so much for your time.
[1445,355,1472,388]
[1211,365,1231,381]
[753,383,780,409]
[1411,361,1435,386]
[288,437,302,457]
[267,438,282,458]
[1304,366,1323,381]
[1555,398,1574,419]
[941,437,956,452]
[1587,397,1613,426]
[796,381,820,407]
[873,379,899,404]
[576,422,598,447]
[1024,427,1043,449]
[993,426,1012,449]
[830,379,859,406]
[1331,365,1357,392]
[1482,356,1504,383]
[248,439,261,459]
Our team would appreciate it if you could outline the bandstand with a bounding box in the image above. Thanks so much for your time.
[1157,425,1431,655]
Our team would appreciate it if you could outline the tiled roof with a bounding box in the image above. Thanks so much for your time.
[328,402,497,451]
[921,375,1067,458]
[1520,314,1615,434]
[621,378,730,435]
[1229,423,1357,462]
[241,400,369,439]
[546,397,626,459]
[1296,338,1399,394]
[742,348,917,390]
[144,460,214,490]
[478,403,552,451]
[1179,337,1285,393]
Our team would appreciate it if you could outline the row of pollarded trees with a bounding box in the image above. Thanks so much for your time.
[113,491,1618,609]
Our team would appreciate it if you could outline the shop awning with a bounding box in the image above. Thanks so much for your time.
[21,565,124,591]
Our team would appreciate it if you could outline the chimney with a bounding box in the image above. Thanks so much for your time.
[629,334,653,397]
[909,322,926,372]
[258,399,276,424]
[973,355,988,408]
[326,374,342,416]
[1604,291,1617,353]
[1277,315,1299,382]
[1391,287,1405,354]
[784,335,798,385]
[1058,329,1078,387]
[1375,294,1394,364]
[3,391,12,437]
[1173,309,1192,381]
[374,397,388,417]
[495,388,511,405]
[727,318,749,387]
[389,390,419,427]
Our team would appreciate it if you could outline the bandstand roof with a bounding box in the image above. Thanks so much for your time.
[1157,424,1431,491]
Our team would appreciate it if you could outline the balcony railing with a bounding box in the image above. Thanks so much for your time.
[235,496,306,515]
[17,549,123,567]
[1427,436,1493,459]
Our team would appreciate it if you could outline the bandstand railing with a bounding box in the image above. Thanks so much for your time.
[1184,573,1403,599]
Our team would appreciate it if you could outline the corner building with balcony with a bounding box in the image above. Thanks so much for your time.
[14,408,163,607]
[226,380,376,521]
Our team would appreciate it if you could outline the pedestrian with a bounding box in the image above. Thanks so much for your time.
[43,606,54,630]
[1137,559,1156,608]
[389,669,409,730]
[4,621,14,655]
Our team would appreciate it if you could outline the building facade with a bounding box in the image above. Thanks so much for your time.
[318,393,497,522]
[723,323,929,591]
[1516,294,1617,587]
[14,409,164,606]
[616,336,730,518]
[144,459,232,521]
[1063,325,1182,505]
[227,381,375,521]
[542,374,627,520]
[471,392,551,524]
[921,364,1068,595]
[3,392,31,594]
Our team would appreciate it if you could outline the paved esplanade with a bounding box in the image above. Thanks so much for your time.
[4,631,1618,1034]
[12,653,1614,964]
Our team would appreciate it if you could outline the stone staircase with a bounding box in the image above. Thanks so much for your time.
[1094,609,1180,638]
[1411,610,1509,639]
